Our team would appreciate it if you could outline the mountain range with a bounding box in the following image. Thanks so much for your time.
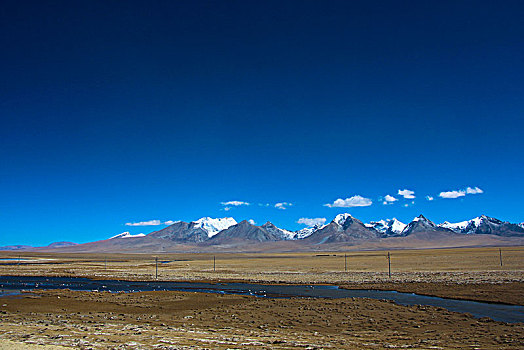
[2,215,523,252]
[137,214,524,244]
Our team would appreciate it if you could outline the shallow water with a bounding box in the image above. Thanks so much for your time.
[0,276,522,323]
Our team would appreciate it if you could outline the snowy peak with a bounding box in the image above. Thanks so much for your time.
[261,221,295,240]
[412,214,432,223]
[333,213,354,226]
[439,215,496,234]
[438,220,470,232]
[401,215,442,235]
[110,232,146,239]
[293,223,326,240]
[366,218,406,236]
[191,217,237,238]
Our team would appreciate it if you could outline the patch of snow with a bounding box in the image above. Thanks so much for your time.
[278,228,297,240]
[293,223,326,239]
[390,219,406,233]
[110,232,146,239]
[192,217,237,238]
[333,213,352,225]
[367,218,406,235]
[438,220,470,232]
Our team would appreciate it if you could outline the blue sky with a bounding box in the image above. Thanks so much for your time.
[1,1,523,245]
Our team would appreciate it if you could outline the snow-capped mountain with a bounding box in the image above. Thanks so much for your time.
[259,222,295,240]
[333,213,353,226]
[110,232,146,239]
[148,217,237,242]
[306,213,381,243]
[438,215,524,236]
[366,218,406,236]
[210,220,288,243]
[401,215,452,236]
[292,223,326,240]
[192,217,237,238]
[102,214,524,248]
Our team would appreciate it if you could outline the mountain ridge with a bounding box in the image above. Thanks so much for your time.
[2,214,523,253]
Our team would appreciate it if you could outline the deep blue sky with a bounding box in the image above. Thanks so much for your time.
[1,1,523,245]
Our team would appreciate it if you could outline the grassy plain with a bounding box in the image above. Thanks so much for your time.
[0,246,523,349]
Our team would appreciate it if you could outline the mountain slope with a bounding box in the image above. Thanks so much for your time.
[306,213,381,244]
[209,220,287,244]
[401,215,453,236]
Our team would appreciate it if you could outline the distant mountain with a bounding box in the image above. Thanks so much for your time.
[366,218,406,236]
[210,220,288,244]
[148,217,237,242]
[306,213,381,244]
[0,245,33,251]
[45,241,78,248]
[401,215,453,236]
[438,215,524,237]
[0,241,78,251]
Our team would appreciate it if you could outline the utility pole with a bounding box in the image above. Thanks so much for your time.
[155,257,158,279]
[213,255,216,272]
[387,252,391,278]
[344,254,347,272]
[499,248,503,267]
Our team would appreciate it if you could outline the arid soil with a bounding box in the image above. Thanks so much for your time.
[1,289,523,349]
[1,247,523,348]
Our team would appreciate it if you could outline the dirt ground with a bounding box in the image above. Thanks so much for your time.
[0,289,523,349]
[1,247,523,348]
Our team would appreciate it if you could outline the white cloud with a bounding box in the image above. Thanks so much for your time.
[297,217,327,227]
[384,195,398,202]
[324,195,372,208]
[125,220,162,226]
[437,186,484,199]
[426,196,434,201]
[275,202,293,210]
[223,207,231,211]
[248,219,256,225]
[439,190,466,199]
[466,186,484,194]
[221,200,250,206]
[163,220,181,225]
[398,189,415,199]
